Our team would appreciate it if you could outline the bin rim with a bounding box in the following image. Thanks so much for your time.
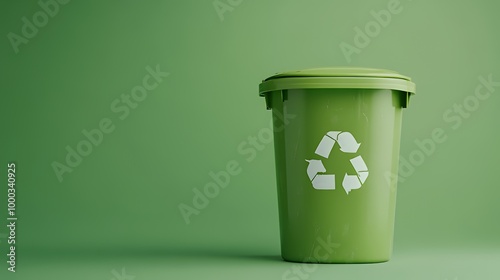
[259,67,416,96]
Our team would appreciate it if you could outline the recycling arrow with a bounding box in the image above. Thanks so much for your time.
[306,131,369,194]
[315,131,361,158]
[305,159,336,190]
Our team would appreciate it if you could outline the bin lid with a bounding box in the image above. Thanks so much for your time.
[259,67,416,96]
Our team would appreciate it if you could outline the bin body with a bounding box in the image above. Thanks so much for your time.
[259,68,416,263]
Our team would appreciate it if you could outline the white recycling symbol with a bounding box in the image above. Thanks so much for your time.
[305,131,369,194]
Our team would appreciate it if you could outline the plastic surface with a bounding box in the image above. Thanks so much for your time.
[263,67,412,80]
[259,68,416,109]
[260,68,415,263]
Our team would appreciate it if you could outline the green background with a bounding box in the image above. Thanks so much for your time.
[1,0,499,279]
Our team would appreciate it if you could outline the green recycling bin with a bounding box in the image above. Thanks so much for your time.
[259,68,416,263]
